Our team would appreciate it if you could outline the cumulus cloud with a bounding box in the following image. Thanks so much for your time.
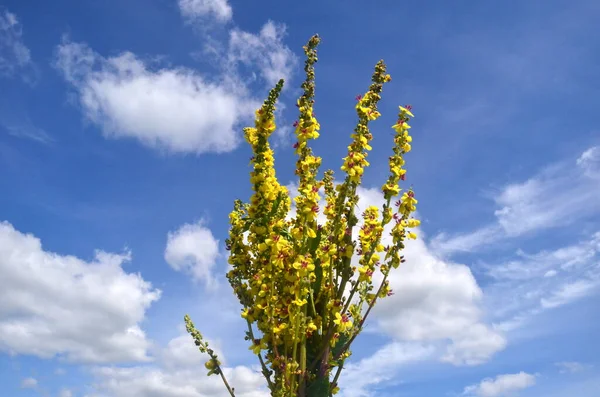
[432,146,600,254]
[164,220,220,286]
[89,334,268,397]
[0,10,34,80]
[373,231,506,365]
[0,221,161,363]
[54,37,257,154]
[352,187,505,365]
[54,17,297,154]
[178,0,233,23]
[286,182,505,366]
[463,372,536,397]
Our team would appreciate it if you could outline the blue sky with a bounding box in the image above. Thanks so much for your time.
[1,0,599,396]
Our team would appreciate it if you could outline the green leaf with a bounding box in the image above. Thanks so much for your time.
[276,227,292,241]
[312,259,323,299]
[268,192,284,218]
[308,226,322,255]
[331,333,350,359]
[241,219,253,232]
[306,375,330,397]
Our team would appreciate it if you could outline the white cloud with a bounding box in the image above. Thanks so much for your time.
[165,220,220,286]
[463,372,536,397]
[178,0,233,22]
[59,388,73,397]
[347,187,506,365]
[483,235,599,281]
[3,121,52,143]
[481,232,600,328]
[20,377,38,389]
[0,10,33,79]
[577,145,600,178]
[433,146,600,254]
[493,164,595,236]
[91,365,268,397]
[431,225,502,255]
[54,38,257,154]
[228,21,298,87]
[0,221,161,363]
[338,342,434,397]
[161,333,216,369]
[375,231,506,365]
[89,334,268,397]
[540,279,598,309]
[54,15,298,154]
[555,361,590,374]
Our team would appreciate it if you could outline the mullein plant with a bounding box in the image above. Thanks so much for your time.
[184,34,418,397]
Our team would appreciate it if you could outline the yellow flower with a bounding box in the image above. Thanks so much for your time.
[249,338,268,355]
[222,35,420,394]
[292,297,308,306]
[334,312,353,332]
[407,218,421,228]
[392,121,411,133]
[399,105,414,118]
[241,308,250,318]
[382,182,400,196]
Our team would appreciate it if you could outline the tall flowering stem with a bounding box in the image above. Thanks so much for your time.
[185,34,419,397]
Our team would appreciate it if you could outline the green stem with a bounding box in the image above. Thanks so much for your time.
[246,320,274,390]
[215,360,236,397]
[334,271,389,361]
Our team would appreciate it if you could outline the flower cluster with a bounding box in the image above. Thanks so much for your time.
[185,34,419,397]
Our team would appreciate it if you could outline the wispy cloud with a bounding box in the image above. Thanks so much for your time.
[58,389,73,397]
[20,377,38,389]
[555,361,591,374]
[227,21,297,87]
[0,9,36,83]
[432,146,600,255]
[480,232,600,332]
[577,146,600,178]
[1,117,53,144]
